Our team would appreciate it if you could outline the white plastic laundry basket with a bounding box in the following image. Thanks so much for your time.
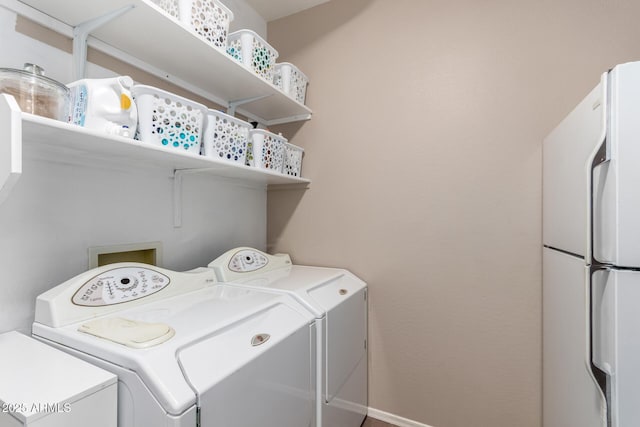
[247,129,286,172]
[274,63,309,104]
[150,0,233,50]
[150,0,180,19]
[283,143,304,177]
[227,30,279,82]
[201,109,251,164]
[132,85,206,155]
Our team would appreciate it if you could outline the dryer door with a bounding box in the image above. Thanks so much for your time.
[309,275,367,423]
[177,303,315,427]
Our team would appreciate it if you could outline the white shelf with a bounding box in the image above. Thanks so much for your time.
[25,118,309,185]
[0,94,309,209]
[16,0,312,125]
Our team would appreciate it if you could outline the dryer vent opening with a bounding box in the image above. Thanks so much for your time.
[88,242,163,268]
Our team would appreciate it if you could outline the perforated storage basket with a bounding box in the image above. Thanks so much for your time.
[150,0,233,50]
[247,129,286,172]
[227,30,279,82]
[282,143,304,177]
[150,0,180,19]
[274,63,309,104]
[132,85,206,155]
[201,109,251,164]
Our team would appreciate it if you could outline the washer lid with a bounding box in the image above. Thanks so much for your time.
[228,265,367,317]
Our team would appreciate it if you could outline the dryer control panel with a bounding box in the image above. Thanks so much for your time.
[209,247,292,282]
[72,267,170,306]
[228,249,269,273]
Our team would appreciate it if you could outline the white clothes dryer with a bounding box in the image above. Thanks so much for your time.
[32,262,317,427]
[208,248,368,427]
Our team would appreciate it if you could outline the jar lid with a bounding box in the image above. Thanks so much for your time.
[0,63,69,94]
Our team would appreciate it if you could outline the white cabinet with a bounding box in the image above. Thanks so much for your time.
[0,332,117,427]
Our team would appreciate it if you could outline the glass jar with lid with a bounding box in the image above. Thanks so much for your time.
[0,63,70,121]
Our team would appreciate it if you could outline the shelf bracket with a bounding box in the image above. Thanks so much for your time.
[0,94,22,206]
[266,113,313,126]
[173,168,216,228]
[227,94,271,117]
[72,4,135,80]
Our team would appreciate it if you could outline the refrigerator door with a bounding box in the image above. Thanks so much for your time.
[543,248,605,427]
[593,61,640,267]
[543,76,605,257]
[592,268,640,427]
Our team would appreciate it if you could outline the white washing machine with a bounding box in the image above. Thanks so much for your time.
[32,262,317,427]
[208,248,368,427]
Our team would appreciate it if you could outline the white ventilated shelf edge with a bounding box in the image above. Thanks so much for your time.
[0,95,309,192]
[13,0,312,125]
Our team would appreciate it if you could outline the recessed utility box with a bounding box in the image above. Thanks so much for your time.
[88,242,162,268]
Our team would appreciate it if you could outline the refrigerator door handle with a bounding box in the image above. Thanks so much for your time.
[586,71,610,265]
[588,266,611,427]
[586,70,612,427]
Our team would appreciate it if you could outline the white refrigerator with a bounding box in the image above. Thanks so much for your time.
[543,61,640,427]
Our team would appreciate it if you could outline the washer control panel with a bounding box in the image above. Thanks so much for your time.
[229,249,269,273]
[72,267,170,306]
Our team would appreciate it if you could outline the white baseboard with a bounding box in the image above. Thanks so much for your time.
[367,407,434,427]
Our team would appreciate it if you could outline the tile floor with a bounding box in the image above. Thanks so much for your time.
[361,417,398,427]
